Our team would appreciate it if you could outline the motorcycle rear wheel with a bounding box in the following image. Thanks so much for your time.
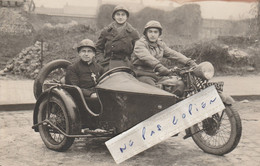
[190,105,242,155]
[38,96,75,151]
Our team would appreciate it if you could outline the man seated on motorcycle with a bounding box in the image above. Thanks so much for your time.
[132,20,196,96]
[65,39,104,98]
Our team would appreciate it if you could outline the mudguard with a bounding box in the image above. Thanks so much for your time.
[219,92,235,105]
[33,87,81,134]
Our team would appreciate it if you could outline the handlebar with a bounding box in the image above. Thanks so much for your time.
[171,66,196,74]
[156,66,195,77]
[135,65,197,78]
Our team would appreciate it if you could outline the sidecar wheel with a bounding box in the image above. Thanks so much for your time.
[38,96,75,151]
[34,59,71,99]
[190,105,242,155]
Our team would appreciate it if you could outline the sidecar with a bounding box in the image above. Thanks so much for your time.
[32,59,178,151]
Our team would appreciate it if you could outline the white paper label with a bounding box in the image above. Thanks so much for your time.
[105,86,225,164]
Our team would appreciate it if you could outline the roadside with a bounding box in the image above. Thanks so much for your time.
[212,75,260,100]
[0,75,35,111]
[0,74,260,111]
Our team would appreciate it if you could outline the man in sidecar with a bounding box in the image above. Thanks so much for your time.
[132,20,196,96]
[65,39,104,98]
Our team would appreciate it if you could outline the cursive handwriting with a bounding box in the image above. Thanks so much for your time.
[118,96,218,153]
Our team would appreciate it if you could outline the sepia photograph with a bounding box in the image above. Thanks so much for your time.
[0,0,259,165]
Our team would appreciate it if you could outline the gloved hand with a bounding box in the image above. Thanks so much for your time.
[186,60,197,68]
[154,64,171,76]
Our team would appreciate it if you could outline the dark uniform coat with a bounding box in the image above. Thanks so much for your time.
[96,21,139,69]
[65,59,104,97]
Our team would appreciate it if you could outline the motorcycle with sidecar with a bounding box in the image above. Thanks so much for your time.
[32,59,242,156]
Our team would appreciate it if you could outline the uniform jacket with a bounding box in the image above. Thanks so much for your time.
[96,21,140,67]
[65,59,104,97]
[132,36,191,72]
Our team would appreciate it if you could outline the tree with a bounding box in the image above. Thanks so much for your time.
[248,1,260,38]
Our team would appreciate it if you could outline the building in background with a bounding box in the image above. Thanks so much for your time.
[32,0,254,39]
[35,3,96,18]
[200,18,251,39]
[34,0,174,17]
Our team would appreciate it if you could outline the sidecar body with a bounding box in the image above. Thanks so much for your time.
[33,71,177,133]
[32,59,242,156]
[32,60,177,151]
[96,72,177,133]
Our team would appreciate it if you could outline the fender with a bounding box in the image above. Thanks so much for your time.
[33,87,81,134]
[219,92,235,105]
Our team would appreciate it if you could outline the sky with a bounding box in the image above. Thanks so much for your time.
[197,1,256,19]
[33,0,257,20]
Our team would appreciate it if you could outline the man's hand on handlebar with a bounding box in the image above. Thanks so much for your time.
[154,60,197,77]
[186,60,197,69]
[170,66,179,73]
[154,64,171,76]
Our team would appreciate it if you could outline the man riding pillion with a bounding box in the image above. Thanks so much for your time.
[65,39,104,98]
[132,20,196,96]
[96,5,140,70]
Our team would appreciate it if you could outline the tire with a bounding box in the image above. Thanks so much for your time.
[38,95,75,151]
[190,105,242,155]
[34,59,71,99]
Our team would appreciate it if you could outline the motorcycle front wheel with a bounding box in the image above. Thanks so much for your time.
[38,96,75,151]
[190,105,242,155]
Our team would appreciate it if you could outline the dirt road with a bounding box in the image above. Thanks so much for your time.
[0,101,260,166]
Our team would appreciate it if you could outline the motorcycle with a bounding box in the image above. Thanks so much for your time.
[32,59,242,156]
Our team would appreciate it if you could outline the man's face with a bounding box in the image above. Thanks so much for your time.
[146,28,160,43]
[114,11,127,24]
[79,47,95,63]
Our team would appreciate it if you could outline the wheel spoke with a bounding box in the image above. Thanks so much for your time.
[193,110,233,148]
[219,131,228,145]
[42,101,67,144]
[190,106,242,155]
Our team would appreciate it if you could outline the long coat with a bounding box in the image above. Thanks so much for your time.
[132,36,191,72]
[96,22,139,69]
